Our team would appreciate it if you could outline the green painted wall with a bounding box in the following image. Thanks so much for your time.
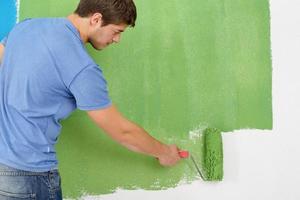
[19,0,272,198]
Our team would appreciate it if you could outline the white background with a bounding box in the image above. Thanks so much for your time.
[82,0,300,199]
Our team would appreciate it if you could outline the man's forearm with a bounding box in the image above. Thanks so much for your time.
[100,119,181,166]
[113,120,169,158]
[87,105,181,166]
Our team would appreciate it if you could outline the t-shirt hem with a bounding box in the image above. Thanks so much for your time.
[77,101,112,111]
[0,159,58,173]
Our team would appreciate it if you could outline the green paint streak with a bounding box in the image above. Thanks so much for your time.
[19,0,272,198]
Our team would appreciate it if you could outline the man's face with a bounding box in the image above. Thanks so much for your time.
[88,22,127,50]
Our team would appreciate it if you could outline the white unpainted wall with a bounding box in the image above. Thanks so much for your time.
[80,0,300,199]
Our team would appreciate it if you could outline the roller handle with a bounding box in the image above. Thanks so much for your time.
[178,150,190,158]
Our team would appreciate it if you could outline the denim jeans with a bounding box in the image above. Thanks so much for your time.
[0,163,62,200]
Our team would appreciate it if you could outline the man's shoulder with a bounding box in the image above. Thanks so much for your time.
[23,17,83,49]
[18,17,71,31]
[14,17,67,36]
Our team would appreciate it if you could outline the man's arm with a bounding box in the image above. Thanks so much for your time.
[87,105,182,166]
[0,44,4,64]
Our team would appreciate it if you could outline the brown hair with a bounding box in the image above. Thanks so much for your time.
[74,0,137,27]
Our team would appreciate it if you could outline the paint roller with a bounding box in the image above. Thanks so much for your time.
[179,127,223,181]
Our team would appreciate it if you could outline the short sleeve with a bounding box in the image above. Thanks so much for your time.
[69,65,112,110]
[0,37,7,46]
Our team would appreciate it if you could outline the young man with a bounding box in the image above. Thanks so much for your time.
[0,0,182,199]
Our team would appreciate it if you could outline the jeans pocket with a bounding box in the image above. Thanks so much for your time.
[0,189,35,199]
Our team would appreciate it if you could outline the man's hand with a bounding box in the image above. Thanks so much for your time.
[157,144,181,167]
[0,44,4,64]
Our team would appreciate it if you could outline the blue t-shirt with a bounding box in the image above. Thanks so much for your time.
[0,18,112,172]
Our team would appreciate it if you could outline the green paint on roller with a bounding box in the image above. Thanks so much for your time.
[186,126,223,181]
[202,128,223,181]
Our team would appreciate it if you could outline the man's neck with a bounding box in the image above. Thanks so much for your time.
[67,14,89,43]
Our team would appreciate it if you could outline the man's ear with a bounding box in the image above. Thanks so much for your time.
[90,13,103,27]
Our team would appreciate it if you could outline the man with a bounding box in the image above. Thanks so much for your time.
[0,0,182,199]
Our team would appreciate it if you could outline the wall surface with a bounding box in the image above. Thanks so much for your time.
[91,0,300,199]
[0,0,17,40]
